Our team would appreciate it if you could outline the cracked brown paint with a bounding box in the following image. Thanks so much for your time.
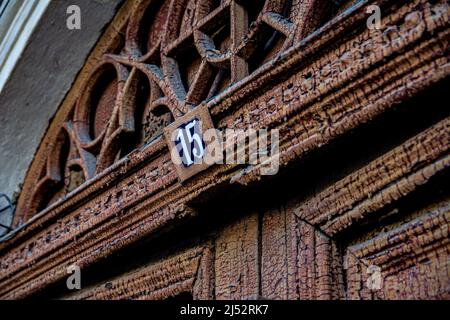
[0,0,449,300]
[68,245,214,300]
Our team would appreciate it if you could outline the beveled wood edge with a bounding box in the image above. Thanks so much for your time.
[66,244,214,300]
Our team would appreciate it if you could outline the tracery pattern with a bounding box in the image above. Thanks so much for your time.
[21,0,350,220]
[2,0,449,300]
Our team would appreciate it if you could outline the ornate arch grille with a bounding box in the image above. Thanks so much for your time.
[13,0,354,224]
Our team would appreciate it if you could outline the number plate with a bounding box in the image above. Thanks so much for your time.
[164,104,217,182]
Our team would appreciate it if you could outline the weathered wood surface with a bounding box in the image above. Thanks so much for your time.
[0,0,449,299]
[68,245,213,300]
[215,213,260,300]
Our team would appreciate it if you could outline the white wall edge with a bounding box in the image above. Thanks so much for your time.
[0,0,51,93]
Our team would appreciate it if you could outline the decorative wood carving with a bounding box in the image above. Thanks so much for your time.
[15,0,343,222]
[0,0,448,300]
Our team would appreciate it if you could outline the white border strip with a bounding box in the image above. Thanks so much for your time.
[0,0,51,93]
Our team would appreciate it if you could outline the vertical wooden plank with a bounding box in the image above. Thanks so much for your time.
[261,207,289,299]
[292,0,329,43]
[230,1,249,83]
[286,207,300,300]
[296,219,345,300]
[330,240,345,300]
[193,245,215,300]
[215,213,260,300]
[297,220,316,300]
[315,232,333,300]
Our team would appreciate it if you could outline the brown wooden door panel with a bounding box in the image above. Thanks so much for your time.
[211,199,449,300]
[215,213,260,300]
[261,207,297,300]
